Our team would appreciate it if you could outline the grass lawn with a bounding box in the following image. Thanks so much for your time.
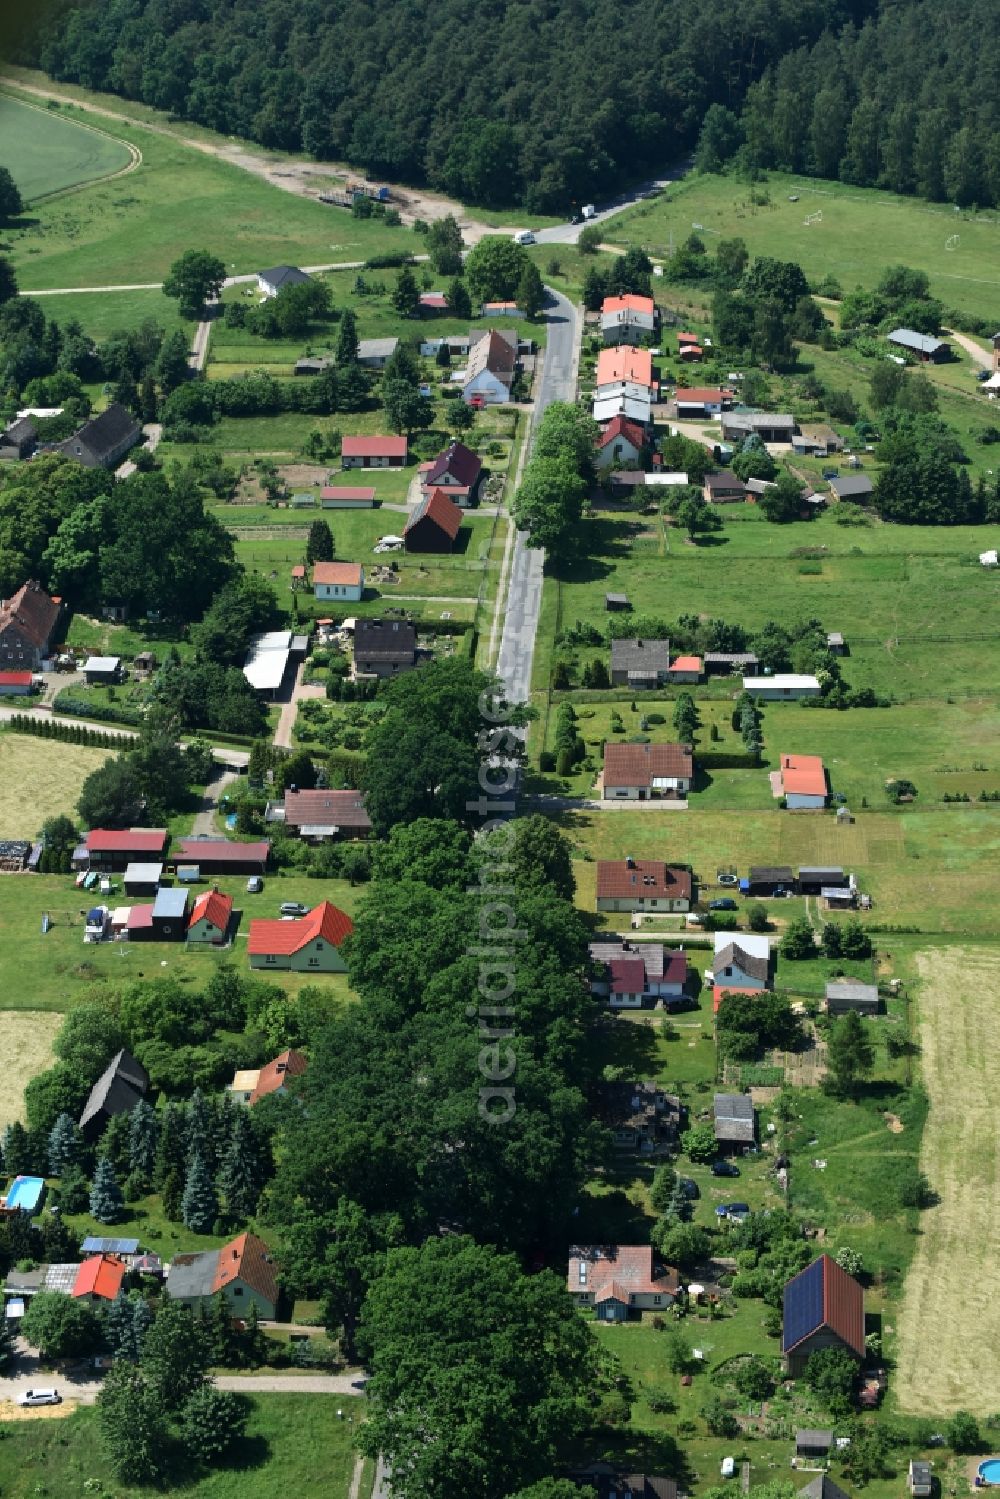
[42,286,195,341]
[0,733,110,839]
[894,943,1000,1415]
[62,614,195,660]
[555,802,1000,933]
[0,871,363,1012]
[0,1393,364,1498]
[0,92,133,202]
[608,170,1000,323]
[538,508,1000,700]
[4,92,413,291]
[0,1009,61,1123]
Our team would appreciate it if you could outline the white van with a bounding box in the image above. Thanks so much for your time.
[512,230,535,246]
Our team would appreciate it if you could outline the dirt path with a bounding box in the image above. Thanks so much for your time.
[894,945,1000,1415]
[214,1373,364,1394]
[1,73,507,240]
[946,328,994,368]
[189,766,239,838]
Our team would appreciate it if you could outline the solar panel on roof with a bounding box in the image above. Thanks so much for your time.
[783,1256,825,1353]
[81,1236,139,1255]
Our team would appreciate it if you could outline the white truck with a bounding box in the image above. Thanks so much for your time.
[581,203,596,220]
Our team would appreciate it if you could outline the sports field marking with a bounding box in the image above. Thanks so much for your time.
[894,945,1000,1415]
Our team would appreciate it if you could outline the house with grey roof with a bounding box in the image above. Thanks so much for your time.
[257,265,311,299]
[610,637,671,687]
[887,328,949,362]
[713,1092,756,1150]
[79,1049,150,1142]
[54,403,142,470]
[0,415,37,462]
[828,473,874,503]
[825,981,880,1017]
[357,337,399,368]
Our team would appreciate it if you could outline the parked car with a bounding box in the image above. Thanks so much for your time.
[677,1177,700,1200]
[709,897,738,911]
[18,1389,61,1407]
[246,876,264,894]
[771,886,792,898]
[725,1202,751,1219]
[717,873,739,887]
[711,1160,740,1177]
[279,901,308,917]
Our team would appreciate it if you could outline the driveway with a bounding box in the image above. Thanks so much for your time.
[189,765,240,838]
[274,657,327,749]
[215,1373,365,1395]
[946,328,994,369]
[495,287,581,726]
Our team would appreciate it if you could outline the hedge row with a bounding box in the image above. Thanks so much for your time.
[5,714,130,749]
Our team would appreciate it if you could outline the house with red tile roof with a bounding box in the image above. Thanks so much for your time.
[187,889,233,946]
[594,415,647,472]
[320,485,377,508]
[777,754,828,809]
[0,670,34,695]
[421,441,482,505]
[568,1245,681,1321]
[602,742,693,801]
[247,900,353,973]
[667,655,703,683]
[166,1232,279,1318]
[312,561,364,602]
[404,488,463,553]
[72,1254,126,1304]
[341,434,408,469]
[596,346,655,394]
[601,294,658,345]
[782,1253,865,1377]
[249,1049,308,1106]
[595,860,692,914]
[674,387,732,417]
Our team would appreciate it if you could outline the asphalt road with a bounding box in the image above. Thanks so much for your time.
[531,159,692,244]
[495,286,580,725]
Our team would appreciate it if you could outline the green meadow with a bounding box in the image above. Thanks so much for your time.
[610,169,1000,322]
[0,92,133,201]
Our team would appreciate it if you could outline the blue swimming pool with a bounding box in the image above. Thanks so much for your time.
[4,1176,45,1213]
[978,1462,1000,1486]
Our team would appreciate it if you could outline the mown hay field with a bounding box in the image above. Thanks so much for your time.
[894,945,1000,1414]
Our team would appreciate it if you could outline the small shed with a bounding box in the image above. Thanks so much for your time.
[84,655,122,685]
[795,1430,834,1459]
[908,1461,933,1497]
[825,981,879,1017]
[123,862,164,897]
[605,593,631,612]
[0,671,34,697]
[151,886,188,941]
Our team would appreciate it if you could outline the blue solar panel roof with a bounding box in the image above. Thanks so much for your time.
[783,1255,825,1352]
[81,1236,139,1255]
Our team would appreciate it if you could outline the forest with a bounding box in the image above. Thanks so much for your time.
[8,0,866,211]
[10,0,1000,210]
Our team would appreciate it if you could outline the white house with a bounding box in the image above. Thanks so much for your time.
[312,561,364,602]
[589,941,688,1009]
[742,674,821,701]
[462,330,515,405]
[257,265,311,299]
[594,416,646,471]
[600,294,657,345]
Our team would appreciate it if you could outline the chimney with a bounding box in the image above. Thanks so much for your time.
[625,855,635,869]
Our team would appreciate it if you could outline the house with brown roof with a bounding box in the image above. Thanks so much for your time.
[568,1244,681,1321]
[421,441,483,505]
[404,488,463,552]
[595,859,691,913]
[85,829,169,873]
[596,1081,683,1153]
[341,434,408,469]
[603,742,693,801]
[312,561,364,602]
[0,581,60,671]
[463,330,516,405]
[166,1232,279,1318]
[588,941,688,1009]
[172,838,270,875]
[269,788,372,841]
[704,470,746,503]
[247,900,353,973]
[783,1253,865,1377]
[354,618,417,677]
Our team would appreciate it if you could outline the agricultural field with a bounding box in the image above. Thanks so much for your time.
[3,90,413,291]
[0,1393,365,1498]
[0,92,134,202]
[39,286,195,342]
[0,1009,61,1123]
[0,870,362,1012]
[610,170,1000,323]
[0,734,110,839]
[894,944,1000,1416]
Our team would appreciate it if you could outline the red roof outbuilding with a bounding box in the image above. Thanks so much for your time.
[188,889,233,934]
[248,1049,308,1106]
[73,1254,126,1301]
[0,671,33,687]
[341,434,408,461]
[86,829,168,855]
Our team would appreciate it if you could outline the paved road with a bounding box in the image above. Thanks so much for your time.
[495,287,581,723]
[215,1373,366,1394]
